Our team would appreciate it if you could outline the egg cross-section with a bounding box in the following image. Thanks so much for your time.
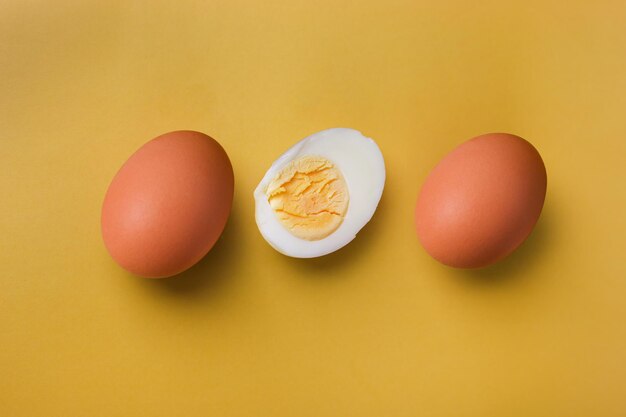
[265,155,349,241]
[254,128,385,258]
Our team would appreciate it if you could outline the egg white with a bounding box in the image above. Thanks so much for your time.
[254,128,385,258]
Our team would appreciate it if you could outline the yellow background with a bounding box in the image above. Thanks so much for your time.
[2,0,625,415]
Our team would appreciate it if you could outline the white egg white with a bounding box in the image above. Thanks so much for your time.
[254,128,385,258]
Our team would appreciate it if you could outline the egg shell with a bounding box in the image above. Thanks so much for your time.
[101,131,234,278]
[415,133,547,268]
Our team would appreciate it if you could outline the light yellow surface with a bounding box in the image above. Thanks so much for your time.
[266,156,348,241]
[1,1,625,416]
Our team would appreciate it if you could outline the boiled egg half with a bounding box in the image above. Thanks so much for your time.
[254,128,385,258]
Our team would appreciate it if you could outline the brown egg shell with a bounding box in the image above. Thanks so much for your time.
[101,130,234,278]
[415,133,547,269]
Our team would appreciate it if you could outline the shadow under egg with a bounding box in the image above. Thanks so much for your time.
[133,201,244,300]
[454,202,555,287]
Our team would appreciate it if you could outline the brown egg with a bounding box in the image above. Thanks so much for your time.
[415,133,547,268]
[101,131,234,278]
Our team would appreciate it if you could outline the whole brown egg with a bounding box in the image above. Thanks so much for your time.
[101,131,234,278]
[415,133,547,268]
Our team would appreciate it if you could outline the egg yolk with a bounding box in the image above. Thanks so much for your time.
[265,156,349,241]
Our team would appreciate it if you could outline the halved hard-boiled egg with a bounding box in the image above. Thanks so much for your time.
[254,128,385,258]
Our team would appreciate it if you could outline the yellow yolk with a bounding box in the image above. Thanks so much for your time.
[265,156,349,241]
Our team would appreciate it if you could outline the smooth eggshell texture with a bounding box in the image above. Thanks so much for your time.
[415,133,547,268]
[101,131,234,278]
